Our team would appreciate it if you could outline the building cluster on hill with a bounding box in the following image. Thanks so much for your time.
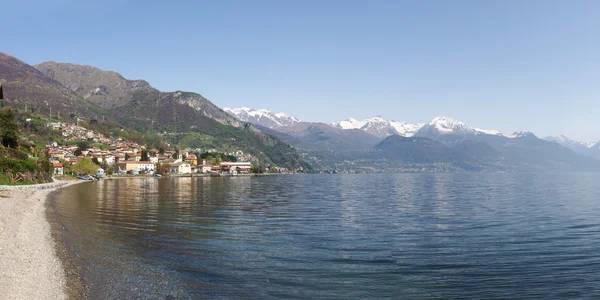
[45,122,263,176]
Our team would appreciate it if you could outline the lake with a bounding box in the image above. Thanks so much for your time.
[50,173,600,299]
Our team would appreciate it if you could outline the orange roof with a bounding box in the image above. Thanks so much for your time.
[53,163,63,167]
[117,161,155,164]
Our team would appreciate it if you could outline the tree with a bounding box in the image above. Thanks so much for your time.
[251,164,266,174]
[74,148,83,156]
[141,150,149,161]
[156,163,170,175]
[0,108,19,148]
[76,140,90,150]
[106,166,115,175]
[91,157,100,165]
[125,153,130,160]
[159,147,165,155]
[71,157,99,175]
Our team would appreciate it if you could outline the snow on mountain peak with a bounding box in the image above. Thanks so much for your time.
[422,116,474,134]
[332,118,366,130]
[545,135,600,149]
[509,130,536,138]
[413,117,507,139]
[333,117,423,138]
[224,107,300,129]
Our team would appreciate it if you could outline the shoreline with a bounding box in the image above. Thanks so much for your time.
[0,180,85,299]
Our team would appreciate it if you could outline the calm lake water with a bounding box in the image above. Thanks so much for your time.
[51,173,600,299]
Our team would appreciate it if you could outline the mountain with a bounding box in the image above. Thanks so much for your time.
[223,108,600,172]
[415,116,497,137]
[7,53,599,173]
[0,53,104,119]
[224,107,300,129]
[225,107,379,151]
[0,54,308,170]
[545,135,600,160]
[35,62,239,126]
[333,117,423,138]
[275,122,381,151]
[371,133,600,172]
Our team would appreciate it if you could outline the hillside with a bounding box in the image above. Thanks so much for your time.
[35,62,239,126]
[0,53,309,170]
[0,108,54,184]
[276,122,382,151]
[371,134,600,172]
[0,53,105,120]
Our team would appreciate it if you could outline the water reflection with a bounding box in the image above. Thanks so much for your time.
[51,174,600,299]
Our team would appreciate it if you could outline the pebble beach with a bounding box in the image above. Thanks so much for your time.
[0,181,82,299]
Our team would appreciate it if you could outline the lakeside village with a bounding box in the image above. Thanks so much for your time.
[45,122,290,178]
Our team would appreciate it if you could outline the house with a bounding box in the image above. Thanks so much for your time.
[185,154,198,166]
[53,163,64,175]
[169,161,192,175]
[197,164,212,173]
[220,162,252,174]
[116,161,156,174]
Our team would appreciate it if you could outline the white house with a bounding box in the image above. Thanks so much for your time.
[199,165,212,173]
[116,161,156,174]
[170,161,192,175]
[104,155,116,166]
[53,163,64,175]
[220,162,252,174]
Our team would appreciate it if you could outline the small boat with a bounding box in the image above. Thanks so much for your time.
[154,174,162,178]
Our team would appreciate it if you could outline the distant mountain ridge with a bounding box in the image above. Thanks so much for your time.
[333,117,423,138]
[224,106,600,171]
[544,135,600,160]
[224,107,300,129]
[226,107,512,140]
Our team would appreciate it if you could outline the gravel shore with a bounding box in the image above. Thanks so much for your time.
[0,180,83,299]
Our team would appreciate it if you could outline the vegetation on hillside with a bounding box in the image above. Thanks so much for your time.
[0,108,54,184]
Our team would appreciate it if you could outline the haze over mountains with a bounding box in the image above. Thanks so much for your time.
[226,107,600,171]
[225,107,598,147]
[544,135,600,160]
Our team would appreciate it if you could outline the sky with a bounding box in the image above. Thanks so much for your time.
[4,0,600,141]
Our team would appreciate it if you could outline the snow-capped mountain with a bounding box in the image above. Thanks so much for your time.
[414,117,476,137]
[333,117,424,138]
[224,107,300,129]
[333,118,365,130]
[545,135,588,148]
[413,117,504,138]
[545,135,600,150]
[544,135,600,160]
[508,130,537,139]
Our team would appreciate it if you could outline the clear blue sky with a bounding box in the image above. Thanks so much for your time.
[4,0,600,141]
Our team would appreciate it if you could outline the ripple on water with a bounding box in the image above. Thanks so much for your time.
[51,174,600,299]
